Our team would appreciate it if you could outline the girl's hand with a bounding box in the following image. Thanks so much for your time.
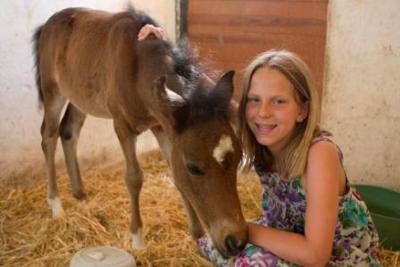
[138,24,167,41]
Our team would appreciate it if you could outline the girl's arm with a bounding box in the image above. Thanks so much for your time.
[248,140,344,266]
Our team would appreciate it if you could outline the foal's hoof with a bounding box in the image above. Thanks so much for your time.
[73,190,87,200]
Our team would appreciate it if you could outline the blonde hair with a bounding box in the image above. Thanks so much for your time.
[239,50,322,179]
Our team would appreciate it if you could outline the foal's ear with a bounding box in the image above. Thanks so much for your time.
[210,71,235,111]
[152,76,187,134]
[154,76,186,107]
[211,71,240,134]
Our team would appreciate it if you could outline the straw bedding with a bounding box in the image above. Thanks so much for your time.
[0,150,398,267]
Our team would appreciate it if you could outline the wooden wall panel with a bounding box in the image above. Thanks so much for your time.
[187,0,328,100]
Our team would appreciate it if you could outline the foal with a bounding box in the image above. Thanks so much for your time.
[33,6,247,256]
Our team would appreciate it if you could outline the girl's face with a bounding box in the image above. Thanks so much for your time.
[245,67,307,156]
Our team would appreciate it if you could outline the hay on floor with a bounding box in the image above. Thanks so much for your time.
[0,150,398,267]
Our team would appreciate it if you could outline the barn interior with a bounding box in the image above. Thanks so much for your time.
[0,1,399,266]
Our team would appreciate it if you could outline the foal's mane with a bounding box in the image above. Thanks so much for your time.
[170,43,232,133]
[169,42,232,133]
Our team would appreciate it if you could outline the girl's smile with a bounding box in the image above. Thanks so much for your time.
[245,67,307,156]
[254,123,277,135]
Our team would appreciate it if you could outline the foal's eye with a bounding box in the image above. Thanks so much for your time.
[186,161,205,176]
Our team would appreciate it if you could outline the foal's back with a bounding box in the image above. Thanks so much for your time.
[36,8,154,118]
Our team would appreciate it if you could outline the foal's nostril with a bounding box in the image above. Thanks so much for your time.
[225,235,242,256]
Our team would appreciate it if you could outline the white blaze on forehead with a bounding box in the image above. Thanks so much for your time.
[213,135,234,164]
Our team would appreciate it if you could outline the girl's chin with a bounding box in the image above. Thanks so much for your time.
[255,135,274,147]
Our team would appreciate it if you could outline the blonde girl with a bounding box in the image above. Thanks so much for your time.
[197,50,380,266]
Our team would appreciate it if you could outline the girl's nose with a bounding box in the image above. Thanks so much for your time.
[258,102,272,118]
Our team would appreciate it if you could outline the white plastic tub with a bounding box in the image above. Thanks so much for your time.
[70,246,136,267]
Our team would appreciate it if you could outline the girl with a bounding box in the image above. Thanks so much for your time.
[197,50,381,266]
[138,25,381,266]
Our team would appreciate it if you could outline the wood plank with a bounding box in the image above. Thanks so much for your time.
[189,0,328,20]
[187,0,328,99]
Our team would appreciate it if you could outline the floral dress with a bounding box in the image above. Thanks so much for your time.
[197,137,381,266]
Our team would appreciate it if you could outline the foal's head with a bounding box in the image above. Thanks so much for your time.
[152,66,247,256]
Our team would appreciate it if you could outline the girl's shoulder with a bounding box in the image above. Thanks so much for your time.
[306,133,349,195]
[310,134,344,164]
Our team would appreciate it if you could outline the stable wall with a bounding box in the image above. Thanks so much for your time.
[1,1,399,191]
[0,0,174,183]
[322,0,400,189]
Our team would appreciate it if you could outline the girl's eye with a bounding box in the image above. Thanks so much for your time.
[272,98,286,105]
[247,97,259,103]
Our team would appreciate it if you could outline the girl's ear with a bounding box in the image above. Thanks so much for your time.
[296,102,309,122]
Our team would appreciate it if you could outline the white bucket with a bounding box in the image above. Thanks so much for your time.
[70,246,136,267]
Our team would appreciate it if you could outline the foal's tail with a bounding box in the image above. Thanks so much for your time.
[32,26,44,104]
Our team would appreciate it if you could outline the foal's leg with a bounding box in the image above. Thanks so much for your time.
[40,93,66,218]
[113,119,144,249]
[151,126,171,166]
[59,104,87,200]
